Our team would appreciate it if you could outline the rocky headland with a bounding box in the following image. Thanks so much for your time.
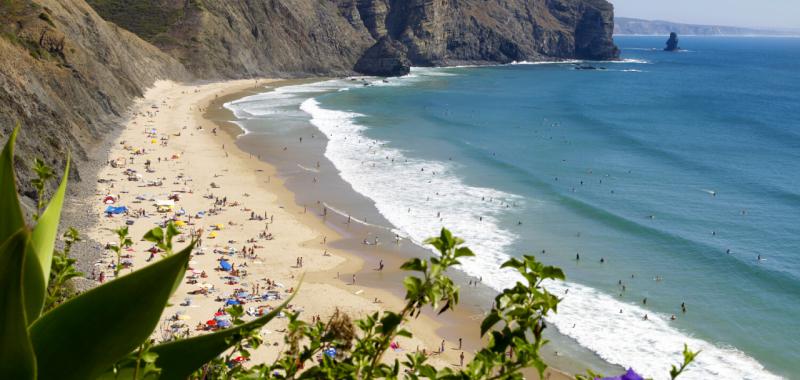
[1,0,618,198]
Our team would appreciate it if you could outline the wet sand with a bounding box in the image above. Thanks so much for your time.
[210,81,587,379]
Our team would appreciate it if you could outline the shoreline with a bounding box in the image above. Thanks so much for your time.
[211,80,593,378]
[70,78,499,374]
[68,76,577,379]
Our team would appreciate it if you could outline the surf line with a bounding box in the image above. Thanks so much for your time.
[321,201,406,236]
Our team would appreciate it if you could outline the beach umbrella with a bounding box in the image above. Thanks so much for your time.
[225,299,240,306]
[219,260,232,271]
[217,320,232,328]
[208,231,218,239]
[206,320,216,326]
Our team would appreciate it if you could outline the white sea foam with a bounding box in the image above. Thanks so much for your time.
[298,97,783,380]
[299,98,523,270]
[228,76,783,380]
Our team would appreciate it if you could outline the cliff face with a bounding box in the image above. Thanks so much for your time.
[0,0,188,196]
[1,0,617,197]
[86,0,619,77]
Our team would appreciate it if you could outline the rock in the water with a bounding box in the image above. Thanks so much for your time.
[354,37,411,77]
[665,32,680,51]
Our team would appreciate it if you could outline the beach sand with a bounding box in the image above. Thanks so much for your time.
[81,78,573,379]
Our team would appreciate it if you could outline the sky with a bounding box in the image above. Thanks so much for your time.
[609,0,800,29]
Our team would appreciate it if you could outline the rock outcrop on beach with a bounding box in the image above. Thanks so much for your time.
[664,32,680,51]
[0,0,188,198]
[85,0,620,77]
[354,37,411,77]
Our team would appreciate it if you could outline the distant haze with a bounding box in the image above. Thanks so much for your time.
[608,0,800,29]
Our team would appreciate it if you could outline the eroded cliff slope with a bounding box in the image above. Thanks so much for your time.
[2,0,617,197]
[86,0,619,77]
[0,0,188,196]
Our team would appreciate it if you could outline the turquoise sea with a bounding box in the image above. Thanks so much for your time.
[227,36,800,379]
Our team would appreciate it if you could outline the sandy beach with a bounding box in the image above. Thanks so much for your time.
[80,78,572,378]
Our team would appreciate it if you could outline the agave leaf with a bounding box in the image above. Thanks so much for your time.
[22,242,45,324]
[29,243,193,380]
[31,155,70,287]
[0,126,25,244]
[0,229,37,380]
[149,290,296,380]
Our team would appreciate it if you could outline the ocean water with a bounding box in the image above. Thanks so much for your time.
[226,36,800,379]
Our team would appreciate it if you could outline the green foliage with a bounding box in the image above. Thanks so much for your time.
[0,125,698,379]
[44,227,82,311]
[108,225,133,277]
[670,344,700,379]
[29,242,193,380]
[0,229,37,380]
[0,126,293,380]
[30,157,54,219]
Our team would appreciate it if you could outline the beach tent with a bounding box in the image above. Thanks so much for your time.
[103,195,116,204]
[104,206,128,215]
[219,260,232,271]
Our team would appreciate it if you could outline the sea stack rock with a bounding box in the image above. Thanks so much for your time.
[665,32,680,51]
[354,37,411,77]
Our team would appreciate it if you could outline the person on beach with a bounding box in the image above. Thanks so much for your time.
[352,274,356,285]
[460,351,465,367]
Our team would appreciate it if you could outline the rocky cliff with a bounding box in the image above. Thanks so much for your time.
[0,0,188,197]
[86,0,619,77]
[2,0,617,198]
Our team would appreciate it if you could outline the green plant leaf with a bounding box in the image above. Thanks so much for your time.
[29,243,193,380]
[21,242,45,324]
[31,155,69,284]
[24,156,71,321]
[0,126,25,244]
[480,310,501,336]
[147,290,297,380]
[0,229,37,380]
